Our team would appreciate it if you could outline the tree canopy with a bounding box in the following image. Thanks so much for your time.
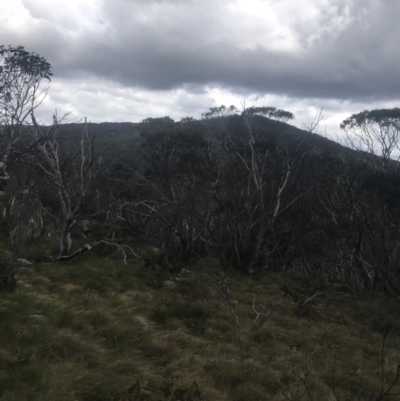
[0,45,52,108]
[0,46,52,183]
[340,108,400,130]
[201,105,295,123]
[340,108,400,173]
[242,106,295,122]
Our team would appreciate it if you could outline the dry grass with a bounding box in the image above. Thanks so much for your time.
[0,253,399,400]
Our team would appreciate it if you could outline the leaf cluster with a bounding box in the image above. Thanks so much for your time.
[0,45,52,103]
[340,108,400,130]
[243,106,295,122]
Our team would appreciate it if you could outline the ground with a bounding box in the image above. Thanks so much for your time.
[0,251,399,400]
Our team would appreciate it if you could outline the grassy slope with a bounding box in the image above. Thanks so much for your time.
[0,253,400,401]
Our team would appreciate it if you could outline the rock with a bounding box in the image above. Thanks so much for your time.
[162,280,178,289]
[17,258,32,266]
[174,276,188,282]
[29,314,47,320]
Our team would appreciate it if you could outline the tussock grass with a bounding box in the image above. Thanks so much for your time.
[0,253,399,400]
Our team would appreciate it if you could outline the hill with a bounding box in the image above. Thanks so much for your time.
[56,115,347,157]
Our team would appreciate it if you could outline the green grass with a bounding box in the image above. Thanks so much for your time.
[0,252,400,400]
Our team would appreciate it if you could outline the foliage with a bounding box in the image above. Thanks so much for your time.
[0,45,52,183]
[340,108,400,173]
[140,117,175,131]
[242,106,295,122]
[0,45,52,109]
[340,108,400,130]
[201,105,239,119]
[201,104,295,123]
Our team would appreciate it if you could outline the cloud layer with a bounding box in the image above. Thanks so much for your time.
[1,0,399,131]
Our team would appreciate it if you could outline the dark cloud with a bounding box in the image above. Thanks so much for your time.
[1,0,400,128]
[30,0,398,102]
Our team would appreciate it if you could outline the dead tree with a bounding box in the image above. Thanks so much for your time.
[317,152,400,295]
[204,106,309,273]
[118,128,214,268]
[29,114,99,259]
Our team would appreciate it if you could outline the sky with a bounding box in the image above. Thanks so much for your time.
[1,0,400,136]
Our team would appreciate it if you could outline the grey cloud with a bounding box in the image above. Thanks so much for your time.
[2,0,400,106]
[41,0,399,103]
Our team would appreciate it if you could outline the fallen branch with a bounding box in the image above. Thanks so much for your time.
[301,291,323,307]
[57,240,140,264]
[252,296,270,323]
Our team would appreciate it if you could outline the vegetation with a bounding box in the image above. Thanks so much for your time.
[0,253,399,400]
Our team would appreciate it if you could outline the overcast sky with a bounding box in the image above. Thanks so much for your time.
[1,0,399,135]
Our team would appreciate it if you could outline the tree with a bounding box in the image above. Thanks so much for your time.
[201,105,239,119]
[201,104,295,123]
[212,117,308,272]
[336,109,400,294]
[139,116,175,131]
[195,105,307,272]
[340,108,400,173]
[29,115,100,260]
[316,153,400,295]
[0,45,52,185]
[117,127,214,268]
[242,106,295,123]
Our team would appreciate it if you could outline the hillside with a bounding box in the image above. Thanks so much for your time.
[56,116,347,157]
[0,252,399,400]
[3,111,400,293]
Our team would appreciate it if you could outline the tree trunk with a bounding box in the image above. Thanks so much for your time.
[58,220,74,258]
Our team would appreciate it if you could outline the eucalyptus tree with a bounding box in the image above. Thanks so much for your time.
[241,106,295,123]
[340,108,400,173]
[0,45,52,185]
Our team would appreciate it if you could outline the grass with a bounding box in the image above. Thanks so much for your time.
[0,252,399,400]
